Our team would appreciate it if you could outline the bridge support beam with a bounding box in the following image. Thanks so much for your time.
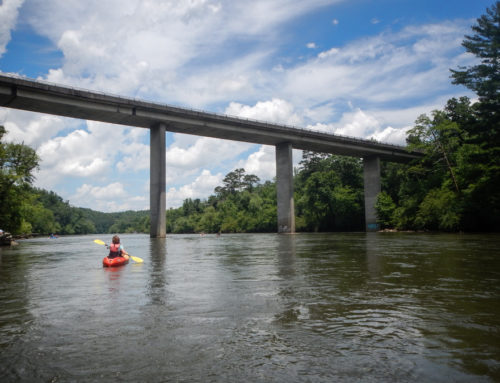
[150,123,166,238]
[276,143,295,233]
[363,155,381,232]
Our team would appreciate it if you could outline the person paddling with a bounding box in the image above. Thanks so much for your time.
[108,235,129,261]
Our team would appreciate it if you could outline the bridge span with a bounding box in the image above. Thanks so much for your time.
[0,73,422,236]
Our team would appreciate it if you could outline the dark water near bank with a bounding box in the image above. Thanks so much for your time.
[0,233,499,382]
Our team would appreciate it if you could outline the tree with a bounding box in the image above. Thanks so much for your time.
[415,188,461,231]
[450,3,500,230]
[0,126,40,233]
[296,151,331,180]
[407,112,462,193]
[375,192,396,229]
[451,2,500,106]
[451,2,500,145]
[215,168,260,197]
[21,197,60,235]
[295,153,364,231]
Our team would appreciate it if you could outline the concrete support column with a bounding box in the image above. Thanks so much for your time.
[150,123,166,238]
[363,155,381,232]
[276,142,295,233]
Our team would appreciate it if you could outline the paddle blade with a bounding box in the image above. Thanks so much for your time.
[94,239,106,246]
[130,255,144,263]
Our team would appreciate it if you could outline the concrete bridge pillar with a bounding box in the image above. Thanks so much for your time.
[150,123,166,238]
[363,155,381,232]
[276,143,295,233]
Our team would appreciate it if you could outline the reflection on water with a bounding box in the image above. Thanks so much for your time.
[148,237,167,305]
[0,233,499,382]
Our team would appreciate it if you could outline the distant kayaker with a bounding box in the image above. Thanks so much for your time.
[108,235,129,260]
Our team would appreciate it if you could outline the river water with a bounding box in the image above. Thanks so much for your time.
[0,233,499,382]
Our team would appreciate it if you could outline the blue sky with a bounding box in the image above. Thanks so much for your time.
[0,0,494,212]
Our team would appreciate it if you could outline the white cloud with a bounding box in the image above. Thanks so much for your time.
[284,20,471,108]
[116,129,150,173]
[36,129,111,183]
[318,47,339,59]
[166,136,252,170]
[1,109,79,147]
[70,182,147,212]
[166,169,222,207]
[225,98,302,126]
[0,0,24,57]
[335,108,381,138]
[17,119,150,191]
[237,145,276,181]
[21,0,342,105]
[307,42,317,49]
[76,182,127,200]
[370,126,409,144]
[305,97,454,145]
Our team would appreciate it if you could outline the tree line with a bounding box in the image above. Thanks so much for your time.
[0,3,498,235]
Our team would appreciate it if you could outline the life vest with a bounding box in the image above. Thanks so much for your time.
[108,243,122,259]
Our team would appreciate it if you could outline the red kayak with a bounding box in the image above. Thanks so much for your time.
[102,255,129,267]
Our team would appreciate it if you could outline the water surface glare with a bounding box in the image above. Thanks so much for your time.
[0,233,499,382]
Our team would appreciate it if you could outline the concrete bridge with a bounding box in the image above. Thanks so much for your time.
[0,73,422,237]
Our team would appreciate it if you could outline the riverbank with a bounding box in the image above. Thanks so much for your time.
[0,232,28,246]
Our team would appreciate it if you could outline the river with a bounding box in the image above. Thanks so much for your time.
[0,233,499,382]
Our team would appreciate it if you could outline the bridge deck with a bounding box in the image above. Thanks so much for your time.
[0,74,422,162]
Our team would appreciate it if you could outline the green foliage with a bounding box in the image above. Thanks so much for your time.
[381,95,499,231]
[383,3,500,232]
[165,171,276,234]
[295,154,364,231]
[108,210,149,234]
[415,189,461,231]
[0,126,40,234]
[451,2,500,109]
[375,192,396,229]
[214,168,260,198]
[21,197,60,235]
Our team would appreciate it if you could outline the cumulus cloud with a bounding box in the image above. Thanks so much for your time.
[21,0,342,105]
[35,128,112,190]
[0,0,24,57]
[166,136,253,170]
[306,97,453,145]
[307,109,403,144]
[76,182,127,200]
[335,109,381,138]
[22,120,150,192]
[236,145,281,182]
[70,182,147,212]
[166,169,223,207]
[225,98,302,126]
[1,109,79,147]
[116,129,150,173]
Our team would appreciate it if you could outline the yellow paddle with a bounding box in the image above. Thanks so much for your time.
[94,239,144,263]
